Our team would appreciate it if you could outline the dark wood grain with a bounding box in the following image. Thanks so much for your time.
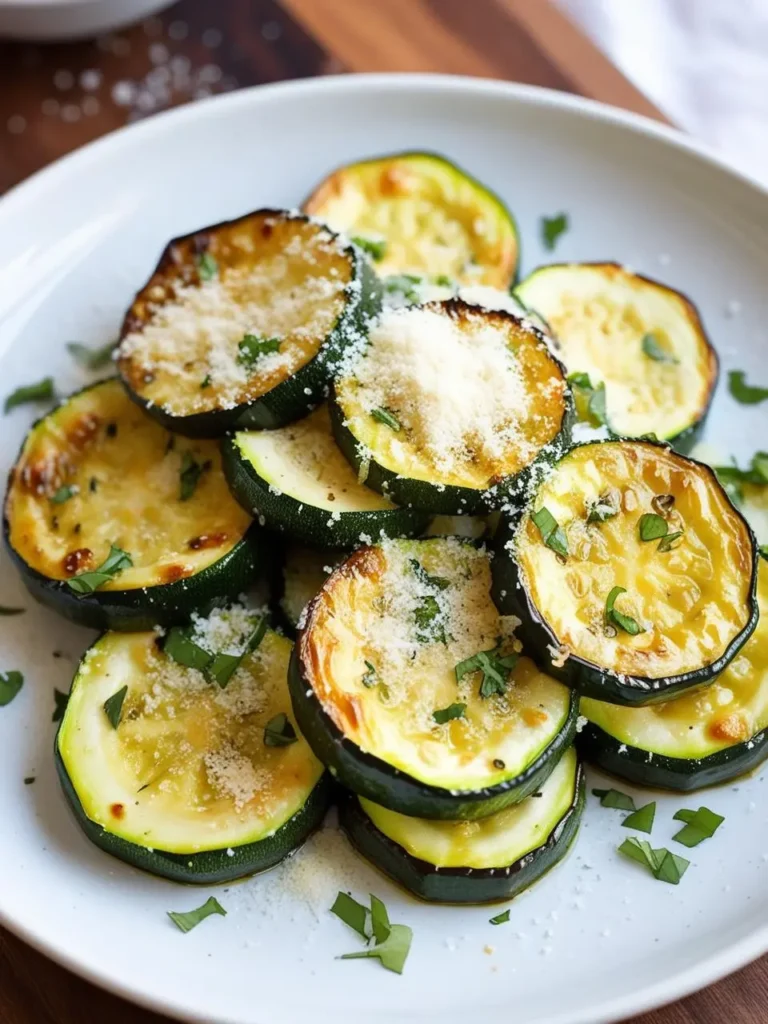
[0,1,762,1022]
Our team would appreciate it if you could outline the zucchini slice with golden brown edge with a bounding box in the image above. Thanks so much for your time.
[289,537,578,820]
[515,263,718,451]
[116,208,381,437]
[56,610,331,883]
[303,152,520,288]
[579,555,768,790]
[331,299,573,515]
[339,748,584,904]
[3,379,268,631]
[493,439,759,706]
[222,404,429,548]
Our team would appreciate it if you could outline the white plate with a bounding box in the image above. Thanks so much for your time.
[0,75,767,1024]
[0,0,174,41]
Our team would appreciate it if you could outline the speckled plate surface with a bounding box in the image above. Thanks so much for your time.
[0,75,767,1024]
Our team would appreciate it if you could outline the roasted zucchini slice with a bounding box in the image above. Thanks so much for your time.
[493,440,758,706]
[3,379,267,631]
[331,299,573,515]
[116,209,381,437]
[515,263,718,450]
[277,545,344,632]
[303,152,520,288]
[579,556,768,790]
[56,611,331,883]
[222,404,428,548]
[289,538,578,820]
[339,748,583,904]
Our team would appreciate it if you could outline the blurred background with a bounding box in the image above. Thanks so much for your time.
[1,0,767,193]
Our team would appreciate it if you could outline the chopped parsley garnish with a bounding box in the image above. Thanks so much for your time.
[410,559,450,591]
[52,687,69,722]
[621,801,656,834]
[164,618,266,688]
[207,619,267,689]
[541,212,569,251]
[264,712,298,747]
[66,544,133,595]
[351,236,387,262]
[432,702,466,725]
[50,485,77,504]
[455,647,518,699]
[433,274,454,288]
[103,685,128,729]
[200,374,211,389]
[371,407,401,431]
[0,671,23,707]
[341,924,413,975]
[657,530,683,552]
[179,452,208,501]
[414,596,448,644]
[383,274,422,303]
[672,806,724,848]
[168,896,226,933]
[24,777,35,785]
[196,251,218,281]
[66,340,115,370]
[605,586,645,635]
[714,451,768,504]
[362,660,378,688]
[0,606,24,616]
[567,372,607,427]
[531,506,568,559]
[641,333,677,363]
[586,492,618,524]
[638,512,668,542]
[760,545,768,561]
[619,837,689,885]
[237,333,281,368]
[489,909,511,926]
[592,787,636,811]
[728,370,768,405]
[163,627,213,672]
[331,892,369,939]
[4,377,55,414]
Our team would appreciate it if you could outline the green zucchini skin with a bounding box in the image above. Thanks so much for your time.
[288,647,580,820]
[328,375,574,517]
[118,211,382,439]
[221,435,429,549]
[3,517,272,632]
[55,744,332,883]
[337,762,585,904]
[578,722,768,792]
[491,440,760,707]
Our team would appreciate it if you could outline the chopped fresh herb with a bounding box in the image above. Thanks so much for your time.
[4,377,55,414]
[456,647,518,699]
[196,251,218,281]
[531,506,568,559]
[179,451,206,501]
[586,492,619,524]
[622,801,656,834]
[331,892,369,939]
[24,777,35,785]
[383,274,422,303]
[657,530,683,552]
[206,619,267,689]
[52,687,69,722]
[638,512,668,542]
[200,374,211,389]
[103,685,128,729]
[66,544,132,595]
[50,485,76,504]
[351,236,387,262]
[714,452,768,505]
[619,837,689,884]
[362,660,378,688]
[0,671,23,707]
[410,559,450,591]
[759,545,768,561]
[0,606,24,616]
[541,212,569,251]
[163,627,212,672]
[341,924,413,975]
[605,586,645,635]
[237,333,281,368]
[66,340,115,370]
[672,806,725,848]
[433,274,454,288]
[371,407,401,431]
[728,370,768,405]
[264,712,298,747]
[168,896,226,933]
[567,372,607,428]
[413,595,448,645]
[370,894,391,944]
[489,909,511,926]
[592,787,637,811]
[432,702,466,725]
[641,333,677,363]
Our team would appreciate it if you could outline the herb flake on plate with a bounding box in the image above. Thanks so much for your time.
[592,787,637,811]
[541,212,569,251]
[728,370,768,405]
[0,671,23,707]
[4,377,55,414]
[672,806,724,848]
[621,801,656,834]
[168,896,226,933]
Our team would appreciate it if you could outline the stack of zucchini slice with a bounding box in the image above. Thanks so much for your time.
[4,150,760,911]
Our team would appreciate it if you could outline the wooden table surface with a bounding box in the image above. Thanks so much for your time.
[0,1,764,1021]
